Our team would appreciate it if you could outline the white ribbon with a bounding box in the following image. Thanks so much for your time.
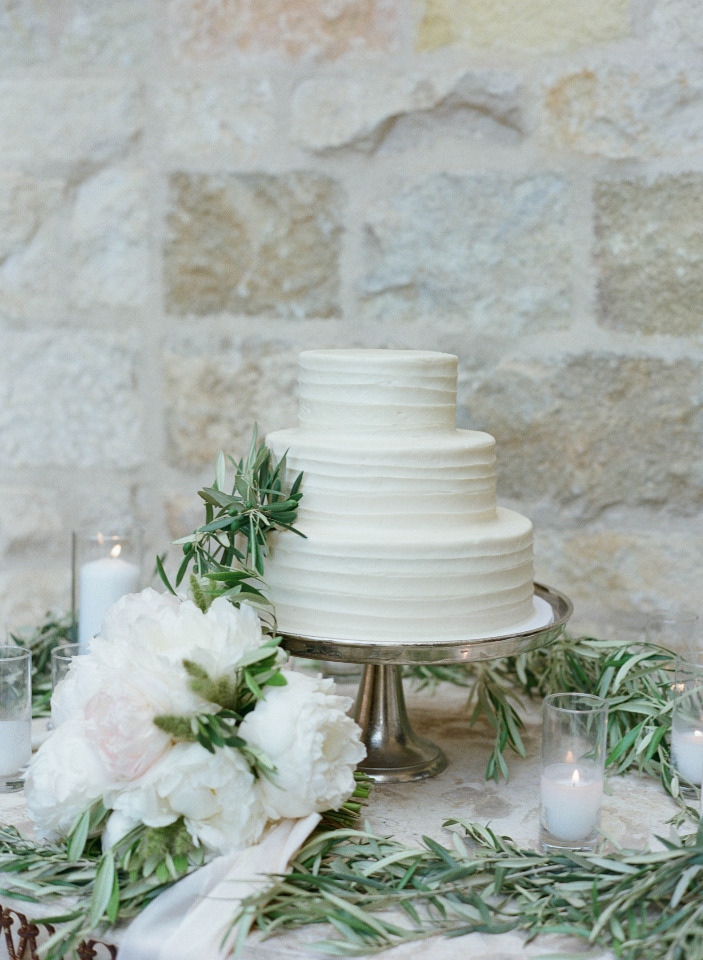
[117,813,320,960]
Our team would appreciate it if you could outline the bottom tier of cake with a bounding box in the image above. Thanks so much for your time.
[265,507,536,643]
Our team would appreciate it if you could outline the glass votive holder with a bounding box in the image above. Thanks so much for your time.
[670,654,703,794]
[645,610,700,658]
[539,692,608,853]
[50,643,82,728]
[0,646,32,791]
[72,524,142,651]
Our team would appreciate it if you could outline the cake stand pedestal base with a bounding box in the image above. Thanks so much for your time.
[354,664,446,782]
[281,583,572,783]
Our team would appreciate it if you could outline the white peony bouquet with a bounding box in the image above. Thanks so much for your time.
[25,588,366,865]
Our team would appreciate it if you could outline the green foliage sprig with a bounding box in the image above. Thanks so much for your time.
[0,813,201,960]
[234,819,703,960]
[152,648,286,779]
[158,427,304,626]
[406,634,677,793]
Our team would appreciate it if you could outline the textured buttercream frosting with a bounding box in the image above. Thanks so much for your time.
[265,349,536,642]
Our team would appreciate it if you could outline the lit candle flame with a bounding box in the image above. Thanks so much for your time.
[695,730,703,739]
[110,544,122,559]
[571,768,580,786]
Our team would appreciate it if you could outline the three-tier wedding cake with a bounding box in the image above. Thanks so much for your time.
[265,349,538,643]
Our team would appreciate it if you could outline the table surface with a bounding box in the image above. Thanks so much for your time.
[0,673,681,960]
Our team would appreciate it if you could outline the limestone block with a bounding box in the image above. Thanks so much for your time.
[416,0,629,52]
[163,335,299,466]
[0,570,70,634]
[542,63,703,159]
[460,354,703,521]
[645,0,703,49]
[594,175,703,335]
[361,173,572,331]
[0,486,62,557]
[156,77,276,161]
[0,172,66,322]
[291,69,526,152]
[0,326,143,469]
[164,172,343,318]
[167,0,399,60]
[164,493,207,542]
[0,0,50,66]
[69,168,151,310]
[536,527,703,633]
[58,0,151,66]
[0,79,141,165]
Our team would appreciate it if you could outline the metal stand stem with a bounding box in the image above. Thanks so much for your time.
[281,584,572,785]
[353,664,446,782]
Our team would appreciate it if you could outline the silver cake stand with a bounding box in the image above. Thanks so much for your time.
[280,583,573,783]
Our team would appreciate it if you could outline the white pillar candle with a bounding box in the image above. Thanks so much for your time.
[671,727,703,785]
[0,719,32,778]
[78,546,140,649]
[540,761,604,842]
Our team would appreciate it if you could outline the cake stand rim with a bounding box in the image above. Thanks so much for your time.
[279,581,572,666]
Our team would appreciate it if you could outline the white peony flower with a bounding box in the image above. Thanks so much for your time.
[99,587,182,648]
[51,653,105,727]
[100,590,268,678]
[65,590,268,784]
[26,589,347,859]
[76,646,201,785]
[25,720,112,840]
[83,679,174,782]
[239,671,366,820]
[105,742,267,857]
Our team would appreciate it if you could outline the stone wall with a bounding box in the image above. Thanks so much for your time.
[1,0,702,639]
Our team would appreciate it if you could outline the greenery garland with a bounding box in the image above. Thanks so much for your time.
[0,626,696,959]
[232,634,701,959]
[406,633,681,800]
[233,818,703,959]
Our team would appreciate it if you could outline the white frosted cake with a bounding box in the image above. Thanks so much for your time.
[265,349,538,643]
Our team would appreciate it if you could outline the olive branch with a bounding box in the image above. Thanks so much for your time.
[157,425,304,626]
[406,634,678,796]
[2,624,697,960]
[231,818,703,959]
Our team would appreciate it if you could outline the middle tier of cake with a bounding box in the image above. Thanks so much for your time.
[267,428,501,528]
[264,428,536,642]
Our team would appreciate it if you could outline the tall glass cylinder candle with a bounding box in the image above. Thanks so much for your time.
[72,526,141,651]
[539,692,608,852]
[50,642,82,728]
[671,654,703,792]
[0,645,32,791]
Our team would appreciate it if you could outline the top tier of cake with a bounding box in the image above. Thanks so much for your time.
[297,349,458,433]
